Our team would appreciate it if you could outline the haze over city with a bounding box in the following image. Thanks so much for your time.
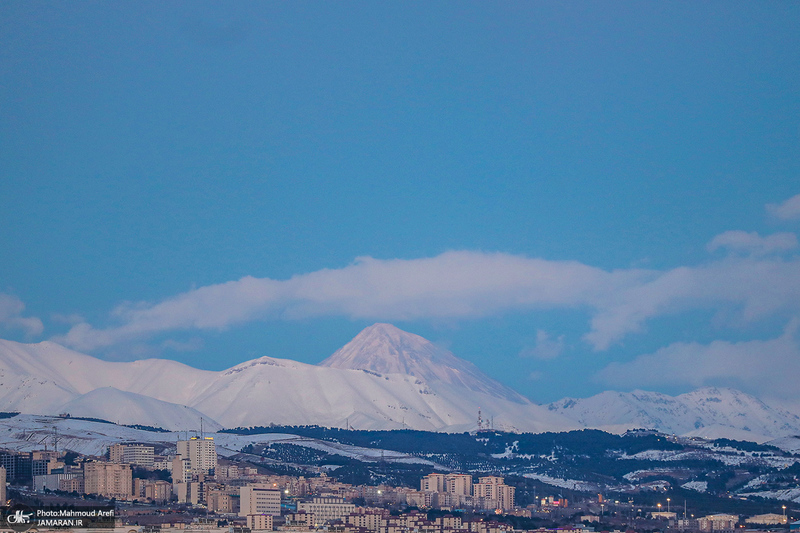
[2,2,800,407]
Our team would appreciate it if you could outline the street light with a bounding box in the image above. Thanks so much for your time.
[667,498,671,514]
[783,506,787,523]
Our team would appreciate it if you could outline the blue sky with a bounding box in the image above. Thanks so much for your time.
[1,2,799,404]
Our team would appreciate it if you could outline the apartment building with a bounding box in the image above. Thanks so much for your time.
[474,476,514,511]
[421,473,447,493]
[297,496,356,525]
[207,491,238,514]
[177,437,217,476]
[697,514,739,532]
[83,461,133,499]
[446,474,473,496]
[419,473,514,512]
[109,443,155,467]
[144,480,172,503]
[240,485,281,517]
[246,514,273,531]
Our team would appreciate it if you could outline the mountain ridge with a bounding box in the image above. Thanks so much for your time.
[547,386,800,440]
[1,325,798,441]
[0,328,575,433]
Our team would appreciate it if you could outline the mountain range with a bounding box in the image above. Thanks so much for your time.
[547,388,800,443]
[1,323,799,442]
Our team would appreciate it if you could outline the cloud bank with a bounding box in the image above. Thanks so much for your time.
[54,241,800,353]
[767,193,800,221]
[595,320,800,400]
[0,293,43,337]
[706,231,798,256]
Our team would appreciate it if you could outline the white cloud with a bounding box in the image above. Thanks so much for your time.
[595,320,800,399]
[521,330,565,360]
[0,293,44,337]
[583,256,800,350]
[56,251,631,351]
[707,230,798,255]
[52,250,800,354]
[767,193,800,221]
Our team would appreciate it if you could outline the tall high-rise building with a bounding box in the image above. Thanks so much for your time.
[474,475,514,511]
[172,455,191,483]
[177,437,217,476]
[445,474,473,496]
[0,451,33,483]
[0,466,6,504]
[420,473,447,492]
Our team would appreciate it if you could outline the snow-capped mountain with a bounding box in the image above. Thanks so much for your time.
[2,325,799,440]
[320,323,528,403]
[0,338,216,405]
[547,387,800,441]
[0,338,218,430]
[189,353,573,432]
[0,327,575,433]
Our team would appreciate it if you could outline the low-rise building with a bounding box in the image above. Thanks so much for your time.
[698,514,739,532]
[33,472,82,492]
[140,480,172,502]
[746,513,788,525]
[207,488,239,514]
[297,496,356,526]
[240,485,281,517]
[247,514,274,531]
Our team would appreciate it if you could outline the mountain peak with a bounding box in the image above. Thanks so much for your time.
[321,323,442,372]
[319,323,529,403]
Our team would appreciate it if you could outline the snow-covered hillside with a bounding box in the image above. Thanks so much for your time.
[0,414,434,465]
[547,387,800,440]
[58,387,222,432]
[2,325,799,439]
[0,327,576,433]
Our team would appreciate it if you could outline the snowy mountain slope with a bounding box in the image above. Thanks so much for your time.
[766,435,800,454]
[0,339,216,405]
[319,323,528,403]
[57,387,223,432]
[548,387,800,439]
[190,354,577,432]
[0,327,576,432]
[418,380,578,434]
[681,425,773,444]
[680,388,800,436]
[0,414,436,465]
[2,326,799,438]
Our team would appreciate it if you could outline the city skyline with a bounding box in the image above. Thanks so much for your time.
[1,3,799,405]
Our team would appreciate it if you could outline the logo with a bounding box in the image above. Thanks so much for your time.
[4,504,35,532]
